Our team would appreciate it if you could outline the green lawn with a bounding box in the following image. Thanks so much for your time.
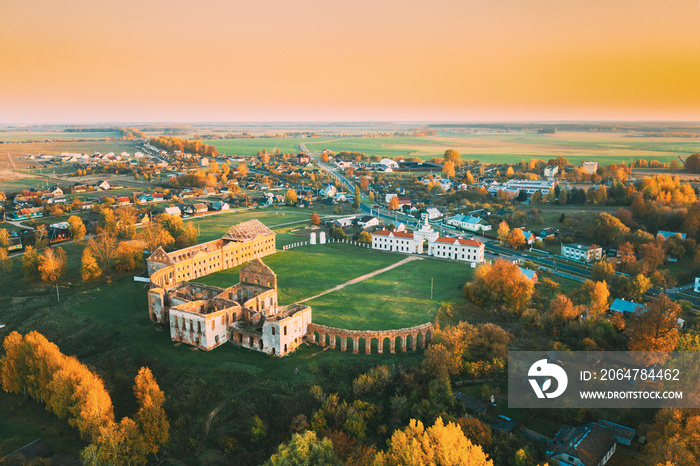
[305,256,472,330]
[198,243,404,305]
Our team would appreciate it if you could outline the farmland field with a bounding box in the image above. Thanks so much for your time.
[0,140,138,156]
[202,137,334,156]
[303,131,700,165]
[0,130,123,142]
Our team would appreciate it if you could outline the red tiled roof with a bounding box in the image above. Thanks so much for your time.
[372,230,414,239]
[435,237,483,247]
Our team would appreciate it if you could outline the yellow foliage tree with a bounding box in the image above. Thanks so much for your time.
[81,248,102,281]
[375,417,492,466]
[497,221,510,245]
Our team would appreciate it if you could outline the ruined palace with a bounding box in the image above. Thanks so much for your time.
[147,219,311,356]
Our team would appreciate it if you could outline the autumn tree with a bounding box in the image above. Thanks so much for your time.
[266,431,339,466]
[81,248,102,281]
[497,221,510,244]
[548,294,582,321]
[87,234,119,278]
[423,343,461,382]
[626,294,680,364]
[285,189,298,206]
[592,212,630,246]
[626,273,651,301]
[644,408,700,465]
[22,245,41,281]
[464,170,475,185]
[587,280,610,319]
[137,223,174,253]
[505,166,515,178]
[465,260,535,313]
[39,247,67,285]
[310,212,321,226]
[0,248,12,272]
[443,149,463,168]
[358,231,372,244]
[175,222,198,249]
[98,208,117,234]
[442,161,456,178]
[506,228,526,249]
[388,195,400,211]
[0,228,11,248]
[67,215,87,241]
[115,241,144,272]
[237,163,249,177]
[591,260,615,283]
[375,417,492,466]
[133,367,169,458]
[114,207,137,239]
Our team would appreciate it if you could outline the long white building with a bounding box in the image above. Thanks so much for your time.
[371,215,484,263]
[428,237,485,263]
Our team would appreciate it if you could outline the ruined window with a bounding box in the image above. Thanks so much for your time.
[272,327,275,335]
[215,335,219,343]
[284,344,287,352]
[211,321,215,331]
[284,326,287,336]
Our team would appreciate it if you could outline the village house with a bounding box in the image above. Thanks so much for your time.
[446,214,492,233]
[164,206,182,217]
[546,420,634,466]
[296,153,310,164]
[429,237,485,263]
[357,215,379,229]
[561,243,603,262]
[94,180,111,190]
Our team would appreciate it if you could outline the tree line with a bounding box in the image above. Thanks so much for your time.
[1,331,169,464]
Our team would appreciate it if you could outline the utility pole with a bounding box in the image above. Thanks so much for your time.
[56,283,60,302]
[430,278,433,300]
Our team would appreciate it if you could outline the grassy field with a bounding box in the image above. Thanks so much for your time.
[202,137,334,156]
[304,256,472,330]
[198,243,404,305]
[303,131,700,165]
[0,140,138,157]
[0,130,124,142]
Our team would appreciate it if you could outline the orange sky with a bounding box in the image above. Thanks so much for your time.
[1,0,700,123]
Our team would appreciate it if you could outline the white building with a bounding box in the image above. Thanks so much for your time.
[544,165,559,177]
[446,214,492,233]
[428,237,485,263]
[371,229,417,253]
[357,215,379,228]
[581,161,598,175]
[561,243,602,262]
[425,208,442,220]
[379,158,399,169]
[488,179,557,196]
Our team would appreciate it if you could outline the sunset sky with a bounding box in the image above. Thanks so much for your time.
[1,0,699,123]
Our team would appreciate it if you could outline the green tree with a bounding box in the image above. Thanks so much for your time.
[251,415,267,442]
[530,190,543,205]
[353,186,361,209]
[266,431,339,466]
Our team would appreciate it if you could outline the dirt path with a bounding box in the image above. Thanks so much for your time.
[296,255,422,304]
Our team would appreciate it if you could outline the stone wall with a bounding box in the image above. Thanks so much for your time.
[306,322,434,354]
